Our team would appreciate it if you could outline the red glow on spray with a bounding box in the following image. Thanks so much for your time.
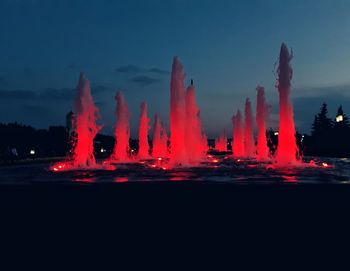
[112,91,130,161]
[232,110,244,157]
[276,43,298,164]
[152,114,169,158]
[138,102,150,159]
[185,82,208,161]
[215,130,227,152]
[72,73,102,167]
[256,86,269,160]
[244,98,255,157]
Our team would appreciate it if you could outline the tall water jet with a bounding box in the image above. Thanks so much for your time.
[112,91,131,161]
[256,86,269,160]
[152,114,169,158]
[71,73,102,167]
[185,80,207,161]
[232,110,244,157]
[215,130,227,152]
[138,102,150,159]
[244,98,255,157]
[276,43,298,164]
[170,57,188,165]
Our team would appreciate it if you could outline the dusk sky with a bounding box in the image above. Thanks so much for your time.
[1,0,350,138]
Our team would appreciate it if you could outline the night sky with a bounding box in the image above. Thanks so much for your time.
[1,0,350,138]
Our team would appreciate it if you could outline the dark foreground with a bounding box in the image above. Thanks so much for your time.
[1,181,350,210]
[2,181,350,269]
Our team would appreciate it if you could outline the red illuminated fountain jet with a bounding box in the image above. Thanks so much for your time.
[110,91,131,162]
[215,130,227,152]
[138,102,150,159]
[51,73,103,171]
[244,98,255,157]
[152,114,169,158]
[169,57,207,166]
[232,110,244,157]
[256,85,269,160]
[275,43,299,165]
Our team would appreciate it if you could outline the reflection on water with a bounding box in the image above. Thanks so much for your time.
[281,175,297,183]
[1,155,350,185]
[73,177,97,183]
[169,171,194,182]
[113,177,129,183]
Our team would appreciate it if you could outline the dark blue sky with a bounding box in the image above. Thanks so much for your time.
[1,0,350,137]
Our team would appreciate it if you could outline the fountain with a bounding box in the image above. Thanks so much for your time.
[138,102,150,159]
[185,80,207,162]
[51,73,102,171]
[50,44,312,176]
[215,130,227,152]
[275,43,299,164]
[169,56,208,165]
[232,110,244,157]
[169,57,188,165]
[152,114,169,158]
[111,91,131,161]
[244,98,255,157]
[256,86,269,160]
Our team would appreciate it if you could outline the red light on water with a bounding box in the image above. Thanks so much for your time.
[51,162,67,172]
[114,177,128,183]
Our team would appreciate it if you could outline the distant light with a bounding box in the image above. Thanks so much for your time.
[336,115,344,123]
[274,131,279,136]
[212,159,219,163]
[131,149,135,153]
[322,162,329,168]
[157,157,162,161]
[100,148,105,153]
[30,149,35,155]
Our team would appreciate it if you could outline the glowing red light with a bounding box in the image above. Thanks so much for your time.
[322,162,329,168]
[114,177,128,183]
[212,159,219,163]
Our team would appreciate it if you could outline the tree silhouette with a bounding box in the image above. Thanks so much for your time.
[311,103,333,138]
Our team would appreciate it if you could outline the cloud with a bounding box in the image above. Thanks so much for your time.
[129,75,160,86]
[115,65,169,76]
[148,68,169,75]
[115,65,143,74]
[294,84,350,98]
[0,84,115,102]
